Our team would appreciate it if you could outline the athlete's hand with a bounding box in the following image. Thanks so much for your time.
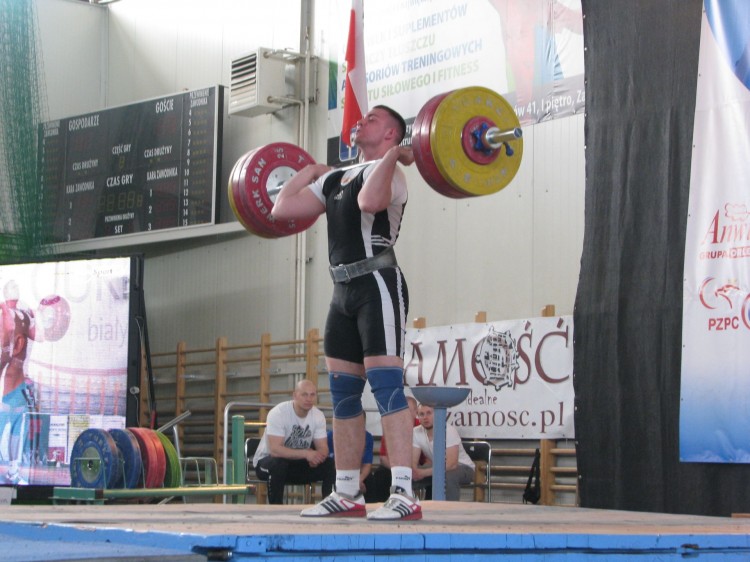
[305,163,333,181]
[392,145,414,167]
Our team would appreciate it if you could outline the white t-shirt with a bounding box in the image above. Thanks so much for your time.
[412,423,475,470]
[252,400,328,465]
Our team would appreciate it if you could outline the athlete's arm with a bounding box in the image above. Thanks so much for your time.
[267,434,319,463]
[271,163,330,220]
[358,146,413,213]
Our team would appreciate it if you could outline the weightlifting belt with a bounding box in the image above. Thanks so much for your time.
[329,246,397,284]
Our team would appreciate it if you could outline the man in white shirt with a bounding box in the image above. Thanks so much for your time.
[253,379,335,504]
[412,403,475,501]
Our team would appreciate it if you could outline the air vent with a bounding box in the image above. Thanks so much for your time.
[229,48,290,117]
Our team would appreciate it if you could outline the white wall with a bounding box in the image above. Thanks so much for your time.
[35,0,584,353]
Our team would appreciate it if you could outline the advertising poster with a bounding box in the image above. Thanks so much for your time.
[680,0,750,463]
[0,257,132,484]
[326,0,584,166]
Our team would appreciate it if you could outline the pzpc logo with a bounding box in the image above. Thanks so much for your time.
[473,326,520,391]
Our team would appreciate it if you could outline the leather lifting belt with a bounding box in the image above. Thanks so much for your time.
[328,246,398,284]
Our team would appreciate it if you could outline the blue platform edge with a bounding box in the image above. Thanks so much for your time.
[2,521,750,561]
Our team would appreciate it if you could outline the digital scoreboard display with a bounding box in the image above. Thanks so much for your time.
[38,86,223,244]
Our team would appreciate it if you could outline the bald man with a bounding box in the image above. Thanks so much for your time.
[252,379,335,504]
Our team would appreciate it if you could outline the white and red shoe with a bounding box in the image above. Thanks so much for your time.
[300,491,366,518]
[367,488,422,521]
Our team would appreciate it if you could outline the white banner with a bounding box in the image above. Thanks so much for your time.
[402,316,574,439]
[680,1,750,463]
[325,0,584,166]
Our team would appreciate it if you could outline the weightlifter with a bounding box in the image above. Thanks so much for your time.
[272,105,421,520]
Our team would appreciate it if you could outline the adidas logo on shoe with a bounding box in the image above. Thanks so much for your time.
[300,491,366,518]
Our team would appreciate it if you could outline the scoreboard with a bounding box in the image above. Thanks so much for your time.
[38,86,223,244]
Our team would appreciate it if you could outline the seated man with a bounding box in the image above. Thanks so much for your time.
[412,403,475,501]
[326,415,374,497]
[253,379,335,504]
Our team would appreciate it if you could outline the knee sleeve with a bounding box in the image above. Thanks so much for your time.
[366,367,407,417]
[329,372,366,419]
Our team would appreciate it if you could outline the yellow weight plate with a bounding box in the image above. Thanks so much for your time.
[429,86,523,197]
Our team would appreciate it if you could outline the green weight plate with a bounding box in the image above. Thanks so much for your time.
[155,431,183,488]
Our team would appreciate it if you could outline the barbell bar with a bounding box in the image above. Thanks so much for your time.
[229,86,523,238]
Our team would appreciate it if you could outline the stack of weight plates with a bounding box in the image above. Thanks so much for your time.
[69,427,182,489]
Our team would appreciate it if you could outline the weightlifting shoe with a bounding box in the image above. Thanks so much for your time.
[300,490,366,517]
[367,487,422,521]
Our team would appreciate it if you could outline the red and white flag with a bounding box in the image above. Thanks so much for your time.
[341,0,367,147]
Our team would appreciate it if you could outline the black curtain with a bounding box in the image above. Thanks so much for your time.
[574,0,750,515]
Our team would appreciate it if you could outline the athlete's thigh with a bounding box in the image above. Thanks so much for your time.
[356,268,408,358]
[324,286,364,363]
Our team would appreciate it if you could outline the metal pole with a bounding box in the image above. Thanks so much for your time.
[432,407,448,501]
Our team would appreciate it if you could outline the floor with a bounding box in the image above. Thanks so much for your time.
[2,498,750,561]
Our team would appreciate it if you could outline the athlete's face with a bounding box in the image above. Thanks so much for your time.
[352,108,397,147]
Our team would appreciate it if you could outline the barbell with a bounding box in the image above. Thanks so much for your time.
[228,86,523,238]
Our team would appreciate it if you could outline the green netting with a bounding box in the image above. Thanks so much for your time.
[0,0,49,262]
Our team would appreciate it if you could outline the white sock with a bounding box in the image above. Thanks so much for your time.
[390,466,413,497]
[335,470,361,497]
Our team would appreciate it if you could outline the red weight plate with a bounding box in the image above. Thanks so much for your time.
[237,142,319,237]
[418,93,469,199]
[412,92,471,199]
[235,147,278,238]
[229,148,274,237]
[232,148,280,238]
[144,428,168,488]
[228,149,256,232]
[411,92,448,193]
[238,142,317,237]
[129,427,166,488]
